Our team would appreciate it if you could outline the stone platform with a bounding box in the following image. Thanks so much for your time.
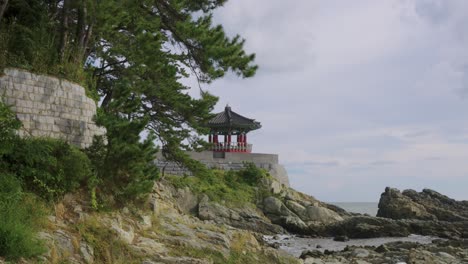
[156,151,290,187]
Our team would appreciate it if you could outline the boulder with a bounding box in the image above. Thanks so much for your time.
[198,195,285,235]
[300,249,323,259]
[377,187,435,220]
[305,205,343,223]
[262,196,308,233]
[377,187,468,221]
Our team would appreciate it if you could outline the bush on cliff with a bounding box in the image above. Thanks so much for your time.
[1,137,95,201]
[0,173,46,260]
[1,101,95,201]
[0,100,21,155]
[167,163,268,207]
[85,111,159,205]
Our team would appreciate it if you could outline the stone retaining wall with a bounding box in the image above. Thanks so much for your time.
[156,151,290,187]
[0,68,106,148]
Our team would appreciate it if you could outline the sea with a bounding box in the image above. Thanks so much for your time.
[330,202,379,216]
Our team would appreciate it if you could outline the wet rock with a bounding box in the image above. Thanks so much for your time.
[270,242,281,249]
[303,258,325,264]
[375,244,389,253]
[352,248,370,258]
[300,249,323,259]
[327,216,410,238]
[333,235,349,242]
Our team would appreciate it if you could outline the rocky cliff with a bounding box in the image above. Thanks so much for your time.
[1,174,355,263]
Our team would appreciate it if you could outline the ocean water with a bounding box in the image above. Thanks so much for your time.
[330,202,379,216]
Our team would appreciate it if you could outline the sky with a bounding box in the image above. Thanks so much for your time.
[190,0,468,202]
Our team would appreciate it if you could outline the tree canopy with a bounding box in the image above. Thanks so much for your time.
[0,0,257,159]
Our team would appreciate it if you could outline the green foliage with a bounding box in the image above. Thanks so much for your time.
[1,0,260,207]
[0,100,21,155]
[1,0,257,163]
[167,164,268,207]
[0,173,46,260]
[1,137,94,201]
[86,111,159,204]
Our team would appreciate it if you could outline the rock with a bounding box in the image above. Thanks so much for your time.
[175,187,199,213]
[270,242,280,249]
[79,242,94,264]
[351,260,371,264]
[437,252,456,260]
[263,196,286,215]
[327,216,410,238]
[305,205,343,223]
[53,230,75,257]
[300,249,323,259]
[377,187,435,220]
[262,196,308,233]
[131,237,166,255]
[303,257,325,264]
[377,187,468,222]
[352,248,370,258]
[148,196,159,214]
[375,244,389,253]
[260,177,283,195]
[138,215,152,230]
[109,216,135,244]
[333,235,349,242]
[198,195,284,235]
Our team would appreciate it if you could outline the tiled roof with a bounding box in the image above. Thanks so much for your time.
[208,105,261,131]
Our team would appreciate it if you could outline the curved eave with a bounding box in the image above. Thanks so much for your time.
[208,122,261,132]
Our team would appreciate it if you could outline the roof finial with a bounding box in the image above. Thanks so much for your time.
[225,104,232,121]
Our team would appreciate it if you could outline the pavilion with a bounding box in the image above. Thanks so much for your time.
[207,105,261,153]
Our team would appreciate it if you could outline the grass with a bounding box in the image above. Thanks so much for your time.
[0,174,48,261]
[166,164,271,208]
[76,215,143,264]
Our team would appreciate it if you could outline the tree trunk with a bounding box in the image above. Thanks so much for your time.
[75,0,94,64]
[75,0,86,62]
[0,0,9,24]
[59,0,70,60]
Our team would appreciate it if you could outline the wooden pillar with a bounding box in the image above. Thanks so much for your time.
[208,134,212,143]
[239,134,244,152]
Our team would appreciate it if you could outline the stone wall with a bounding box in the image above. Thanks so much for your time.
[156,151,290,187]
[0,68,106,148]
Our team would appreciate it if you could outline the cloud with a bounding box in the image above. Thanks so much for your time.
[414,0,451,24]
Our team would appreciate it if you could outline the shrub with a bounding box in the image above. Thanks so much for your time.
[0,173,46,260]
[1,137,94,201]
[167,164,268,207]
[85,112,160,204]
[0,100,21,155]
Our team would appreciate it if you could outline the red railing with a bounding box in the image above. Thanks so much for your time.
[211,142,252,153]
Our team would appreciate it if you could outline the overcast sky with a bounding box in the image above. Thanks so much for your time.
[191,0,468,202]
